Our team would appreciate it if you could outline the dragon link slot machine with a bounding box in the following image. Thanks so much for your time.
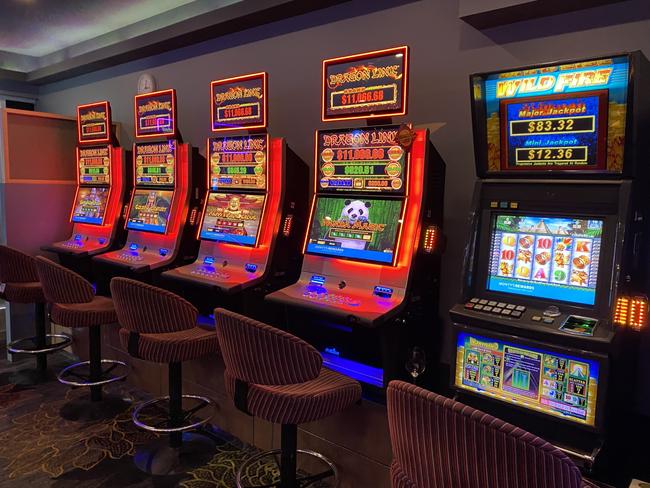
[450,52,650,466]
[93,89,203,289]
[267,46,446,395]
[161,72,308,315]
[45,101,128,277]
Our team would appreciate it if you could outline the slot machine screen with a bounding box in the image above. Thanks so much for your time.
[71,187,109,225]
[455,331,600,426]
[305,196,404,265]
[199,192,265,246]
[126,189,173,234]
[486,214,603,306]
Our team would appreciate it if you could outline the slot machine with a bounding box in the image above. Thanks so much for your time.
[45,101,128,276]
[450,52,650,466]
[93,89,203,288]
[267,46,446,394]
[161,72,308,315]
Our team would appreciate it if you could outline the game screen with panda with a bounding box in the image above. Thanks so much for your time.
[455,332,600,426]
[486,214,604,306]
[126,189,173,234]
[199,192,265,246]
[71,187,109,225]
[305,196,404,265]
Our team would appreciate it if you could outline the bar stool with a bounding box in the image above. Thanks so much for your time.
[214,308,362,488]
[387,380,603,488]
[1,245,71,383]
[110,277,218,475]
[34,256,129,420]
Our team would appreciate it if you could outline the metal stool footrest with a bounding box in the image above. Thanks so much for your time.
[58,359,129,387]
[132,394,216,434]
[7,333,72,355]
[236,449,339,488]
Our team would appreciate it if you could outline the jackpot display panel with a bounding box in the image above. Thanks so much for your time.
[160,73,309,315]
[451,52,650,460]
[267,48,446,394]
[44,101,127,268]
[93,89,201,280]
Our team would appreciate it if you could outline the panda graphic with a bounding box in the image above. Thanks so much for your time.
[333,199,371,250]
[340,199,371,224]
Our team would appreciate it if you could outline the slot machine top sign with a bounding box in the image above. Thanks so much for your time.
[134,89,177,139]
[77,101,111,144]
[322,46,409,121]
[211,72,267,132]
[472,55,631,174]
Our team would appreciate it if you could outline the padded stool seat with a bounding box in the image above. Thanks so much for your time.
[1,282,45,303]
[215,308,362,488]
[119,325,218,363]
[52,295,117,328]
[225,367,360,426]
[111,277,218,475]
[35,256,128,415]
[1,246,71,383]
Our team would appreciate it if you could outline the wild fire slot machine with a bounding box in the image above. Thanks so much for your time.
[266,46,446,395]
[161,72,308,315]
[450,52,650,466]
[45,101,128,277]
[93,89,204,288]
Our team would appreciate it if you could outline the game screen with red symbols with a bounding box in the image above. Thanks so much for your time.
[486,214,604,306]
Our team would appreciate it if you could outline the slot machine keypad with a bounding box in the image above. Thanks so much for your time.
[117,252,144,262]
[190,268,231,280]
[302,290,361,307]
[465,297,525,318]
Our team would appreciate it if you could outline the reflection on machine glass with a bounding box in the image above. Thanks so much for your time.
[486,214,603,306]
[305,196,403,265]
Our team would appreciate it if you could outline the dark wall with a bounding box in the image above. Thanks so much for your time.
[35,0,650,363]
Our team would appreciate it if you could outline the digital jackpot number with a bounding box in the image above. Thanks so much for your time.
[510,116,595,136]
[336,148,386,161]
[340,89,385,106]
[344,165,374,175]
[516,147,587,163]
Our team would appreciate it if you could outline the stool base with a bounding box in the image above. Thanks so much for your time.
[58,359,129,387]
[236,449,338,488]
[132,394,215,433]
[133,431,216,475]
[59,393,132,422]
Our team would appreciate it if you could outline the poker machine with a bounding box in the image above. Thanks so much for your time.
[161,72,308,315]
[450,52,650,466]
[44,101,128,276]
[93,89,204,287]
[267,46,446,394]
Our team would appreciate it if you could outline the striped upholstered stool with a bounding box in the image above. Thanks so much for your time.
[35,256,128,419]
[214,308,362,488]
[110,277,218,475]
[1,246,71,382]
[387,380,602,488]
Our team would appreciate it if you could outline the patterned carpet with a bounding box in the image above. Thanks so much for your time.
[0,353,327,488]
